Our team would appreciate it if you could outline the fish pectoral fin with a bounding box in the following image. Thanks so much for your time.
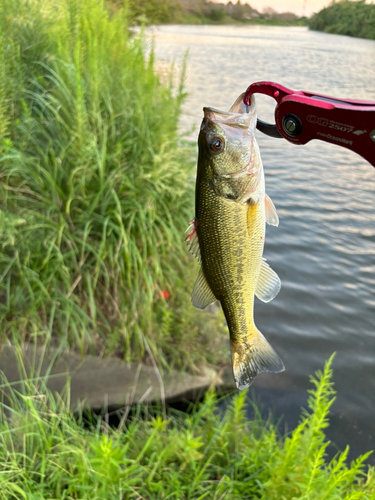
[185,218,201,263]
[255,258,281,303]
[231,330,284,391]
[265,193,279,227]
[191,268,217,310]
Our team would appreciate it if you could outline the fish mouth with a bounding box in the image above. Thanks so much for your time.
[203,107,252,130]
[202,93,257,130]
[201,94,257,140]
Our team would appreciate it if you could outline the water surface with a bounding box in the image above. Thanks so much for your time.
[150,25,375,463]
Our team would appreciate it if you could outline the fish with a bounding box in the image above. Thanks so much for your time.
[186,92,284,390]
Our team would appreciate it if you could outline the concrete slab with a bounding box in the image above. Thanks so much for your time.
[0,343,235,410]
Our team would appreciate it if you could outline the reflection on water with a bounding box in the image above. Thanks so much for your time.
[150,25,375,463]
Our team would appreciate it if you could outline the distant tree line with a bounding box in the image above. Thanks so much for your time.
[308,0,375,40]
[108,0,375,38]
[199,1,301,23]
[111,0,303,26]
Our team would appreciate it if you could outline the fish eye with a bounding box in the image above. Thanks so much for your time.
[209,136,224,153]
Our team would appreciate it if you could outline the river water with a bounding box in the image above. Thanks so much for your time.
[150,25,375,463]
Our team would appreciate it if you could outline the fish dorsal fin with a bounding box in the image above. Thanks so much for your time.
[255,258,281,303]
[191,268,217,310]
[185,219,201,263]
[265,194,279,227]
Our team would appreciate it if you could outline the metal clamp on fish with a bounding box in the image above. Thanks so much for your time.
[243,81,375,168]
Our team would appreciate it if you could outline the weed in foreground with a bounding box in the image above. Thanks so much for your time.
[0,354,373,499]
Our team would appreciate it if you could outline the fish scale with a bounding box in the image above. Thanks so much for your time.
[187,92,284,390]
[200,173,264,336]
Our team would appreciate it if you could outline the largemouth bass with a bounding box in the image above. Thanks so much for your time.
[186,93,284,390]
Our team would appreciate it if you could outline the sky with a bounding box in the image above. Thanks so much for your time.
[213,0,333,17]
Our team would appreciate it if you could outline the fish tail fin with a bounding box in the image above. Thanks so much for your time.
[231,329,284,391]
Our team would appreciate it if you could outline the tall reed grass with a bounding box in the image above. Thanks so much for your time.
[0,354,373,498]
[0,0,224,367]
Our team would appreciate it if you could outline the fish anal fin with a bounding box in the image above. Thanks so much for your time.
[255,258,281,303]
[185,218,201,263]
[231,330,284,390]
[265,193,279,227]
[191,268,217,310]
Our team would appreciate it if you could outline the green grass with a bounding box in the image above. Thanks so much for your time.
[0,353,373,498]
[0,0,227,369]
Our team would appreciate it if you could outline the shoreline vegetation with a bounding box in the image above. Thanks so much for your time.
[121,0,307,26]
[309,0,375,41]
[121,0,375,41]
[0,353,374,498]
[0,0,227,370]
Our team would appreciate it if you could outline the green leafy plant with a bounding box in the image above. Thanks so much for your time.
[0,353,373,499]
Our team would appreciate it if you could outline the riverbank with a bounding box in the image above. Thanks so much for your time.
[0,0,229,371]
[0,354,374,498]
[179,14,307,26]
